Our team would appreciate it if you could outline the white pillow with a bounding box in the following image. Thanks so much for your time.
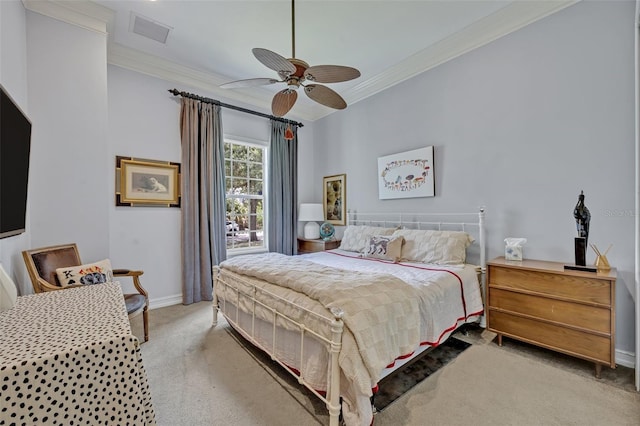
[339,225,396,253]
[364,235,404,262]
[56,259,114,286]
[0,264,18,312]
[393,229,474,265]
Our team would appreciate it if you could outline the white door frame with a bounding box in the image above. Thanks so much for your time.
[635,0,639,392]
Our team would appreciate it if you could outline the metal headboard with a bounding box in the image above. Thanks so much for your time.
[346,208,486,272]
[347,208,487,327]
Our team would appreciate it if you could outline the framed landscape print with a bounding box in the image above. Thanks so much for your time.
[116,156,181,207]
[377,146,435,200]
[323,174,346,226]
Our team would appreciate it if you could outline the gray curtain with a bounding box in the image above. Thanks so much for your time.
[179,98,227,304]
[268,121,298,254]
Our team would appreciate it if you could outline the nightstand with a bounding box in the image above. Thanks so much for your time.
[297,238,340,254]
[487,256,616,378]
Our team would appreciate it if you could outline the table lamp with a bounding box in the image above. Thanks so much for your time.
[298,203,324,239]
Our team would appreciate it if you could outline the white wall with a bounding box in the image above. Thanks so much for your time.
[0,0,31,294]
[312,1,636,356]
[106,65,315,306]
[26,11,109,265]
[106,67,182,307]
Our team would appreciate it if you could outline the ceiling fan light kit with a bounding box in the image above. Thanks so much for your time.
[220,0,360,117]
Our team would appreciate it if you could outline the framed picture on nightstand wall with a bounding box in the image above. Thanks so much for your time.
[323,174,346,226]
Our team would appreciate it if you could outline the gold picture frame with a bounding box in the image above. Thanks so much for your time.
[323,174,346,226]
[116,156,180,207]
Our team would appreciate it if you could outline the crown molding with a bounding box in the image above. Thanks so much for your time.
[21,0,577,122]
[22,0,113,34]
[344,0,578,103]
[107,43,316,122]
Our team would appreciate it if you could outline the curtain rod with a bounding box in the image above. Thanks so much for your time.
[168,89,304,128]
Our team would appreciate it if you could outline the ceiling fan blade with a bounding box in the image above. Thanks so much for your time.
[253,48,296,75]
[220,78,280,89]
[272,89,298,117]
[304,84,347,110]
[304,65,361,83]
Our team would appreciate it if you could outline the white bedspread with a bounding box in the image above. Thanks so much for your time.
[220,252,421,391]
[216,250,484,426]
[303,250,484,348]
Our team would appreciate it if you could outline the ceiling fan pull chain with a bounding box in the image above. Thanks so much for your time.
[291,0,295,58]
[285,76,294,137]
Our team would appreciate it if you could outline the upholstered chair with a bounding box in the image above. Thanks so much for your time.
[22,243,149,342]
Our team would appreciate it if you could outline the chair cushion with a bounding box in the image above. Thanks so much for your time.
[55,259,114,286]
[124,293,146,315]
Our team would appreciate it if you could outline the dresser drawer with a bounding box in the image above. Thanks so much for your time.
[490,311,612,365]
[488,265,611,306]
[488,288,611,334]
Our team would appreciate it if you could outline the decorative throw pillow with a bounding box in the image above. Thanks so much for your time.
[393,229,474,265]
[364,235,404,262]
[339,225,396,253]
[56,259,114,286]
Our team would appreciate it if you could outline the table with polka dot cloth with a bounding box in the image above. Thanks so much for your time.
[0,282,156,425]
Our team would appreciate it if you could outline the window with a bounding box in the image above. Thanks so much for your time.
[224,139,266,252]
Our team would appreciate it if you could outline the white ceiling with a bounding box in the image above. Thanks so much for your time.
[24,0,577,121]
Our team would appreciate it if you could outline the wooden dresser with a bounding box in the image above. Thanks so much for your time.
[487,256,616,377]
[297,238,340,254]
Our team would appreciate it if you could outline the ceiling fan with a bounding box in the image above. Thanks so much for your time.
[220,0,361,117]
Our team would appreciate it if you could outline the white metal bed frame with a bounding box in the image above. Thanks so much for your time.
[212,209,486,426]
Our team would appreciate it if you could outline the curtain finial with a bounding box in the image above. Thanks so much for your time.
[284,125,294,140]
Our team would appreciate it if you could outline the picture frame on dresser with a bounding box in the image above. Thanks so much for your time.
[323,173,346,226]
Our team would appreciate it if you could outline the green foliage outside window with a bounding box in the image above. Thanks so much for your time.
[224,142,265,250]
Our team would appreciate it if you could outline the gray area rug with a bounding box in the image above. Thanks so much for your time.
[224,324,471,415]
[374,337,471,412]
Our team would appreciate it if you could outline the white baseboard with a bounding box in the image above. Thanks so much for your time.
[615,349,636,369]
[149,294,183,310]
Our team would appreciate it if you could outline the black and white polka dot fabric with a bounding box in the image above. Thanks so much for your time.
[0,282,156,425]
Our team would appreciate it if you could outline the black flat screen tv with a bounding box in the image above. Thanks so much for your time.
[0,84,32,239]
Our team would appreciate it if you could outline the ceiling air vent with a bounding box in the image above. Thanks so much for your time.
[129,12,172,44]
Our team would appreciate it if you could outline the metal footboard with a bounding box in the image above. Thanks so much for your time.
[212,267,345,426]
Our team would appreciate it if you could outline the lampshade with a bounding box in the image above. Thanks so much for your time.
[298,203,324,239]
[298,203,324,222]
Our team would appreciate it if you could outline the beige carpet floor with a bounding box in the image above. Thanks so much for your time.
[135,302,639,426]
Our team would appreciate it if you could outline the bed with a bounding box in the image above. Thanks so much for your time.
[212,210,486,426]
